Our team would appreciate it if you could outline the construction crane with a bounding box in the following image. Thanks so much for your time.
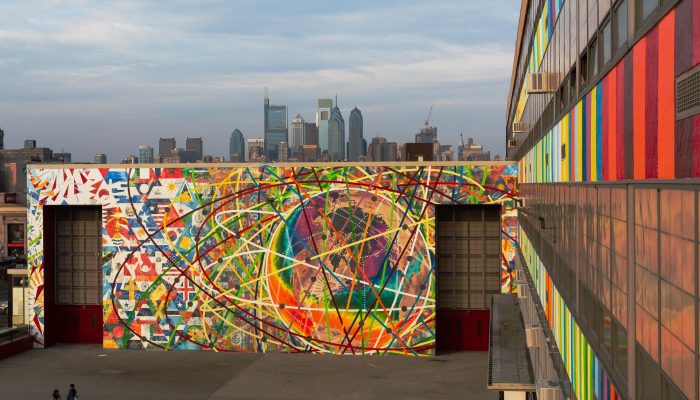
[424,105,433,128]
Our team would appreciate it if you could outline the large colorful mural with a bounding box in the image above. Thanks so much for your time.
[27,164,518,354]
[520,0,700,184]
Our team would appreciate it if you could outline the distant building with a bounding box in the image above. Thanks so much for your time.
[0,128,4,149]
[290,115,305,151]
[302,145,320,162]
[405,143,433,161]
[278,141,289,162]
[202,155,214,163]
[304,123,318,146]
[263,88,288,162]
[138,146,154,163]
[458,137,489,161]
[396,143,405,161]
[24,140,36,149]
[159,137,176,159]
[229,129,245,162]
[186,137,203,161]
[94,153,107,164]
[327,102,345,161]
[316,99,332,152]
[247,138,265,163]
[348,108,363,161]
[52,153,71,163]
[415,126,437,144]
[438,145,454,161]
[162,148,198,163]
[121,155,138,164]
[367,137,397,162]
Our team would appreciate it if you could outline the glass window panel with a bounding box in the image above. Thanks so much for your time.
[599,0,611,20]
[602,20,612,63]
[638,0,659,25]
[614,0,628,50]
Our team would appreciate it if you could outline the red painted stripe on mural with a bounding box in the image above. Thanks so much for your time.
[633,37,647,179]
[694,116,700,177]
[602,76,609,181]
[645,27,659,178]
[658,11,676,179]
[617,61,626,180]
[608,68,618,181]
[695,0,700,66]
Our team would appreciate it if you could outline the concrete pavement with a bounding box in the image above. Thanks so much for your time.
[0,345,497,400]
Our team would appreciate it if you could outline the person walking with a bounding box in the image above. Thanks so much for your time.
[66,384,77,400]
[52,389,61,400]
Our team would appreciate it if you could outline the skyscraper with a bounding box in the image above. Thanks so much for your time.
[159,137,176,159]
[138,146,154,163]
[327,101,345,161]
[186,137,203,161]
[316,99,332,153]
[263,88,288,162]
[348,107,363,161]
[290,115,305,150]
[229,129,245,162]
[304,123,318,146]
[247,138,265,163]
[94,153,107,164]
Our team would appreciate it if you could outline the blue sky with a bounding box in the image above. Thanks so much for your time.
[0,0,520,162]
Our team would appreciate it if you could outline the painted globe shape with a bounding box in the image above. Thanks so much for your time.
[267,189,432,352]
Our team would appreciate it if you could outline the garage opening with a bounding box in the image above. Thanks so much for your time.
[435,204,501,352]
[43,206,103,345]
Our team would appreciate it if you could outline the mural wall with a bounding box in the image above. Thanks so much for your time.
[520,231,620,400]
[520,0,700,184]
[27,164,518,354]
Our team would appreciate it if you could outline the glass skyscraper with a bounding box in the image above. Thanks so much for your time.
[348,107,363,161]
[316,99,332,153]
[264,89,288,161]
[229,129,245,162]
[328,105,345,161]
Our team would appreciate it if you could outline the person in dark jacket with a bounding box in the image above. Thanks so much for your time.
[66,384,77,400]
[52,389,61,400]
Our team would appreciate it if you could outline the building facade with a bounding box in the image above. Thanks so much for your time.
[316,99,332,153]
[264,90,289,162]
[185,137,203,162]
[507,1,700,399]
[290,115,305,151]
[159,138,176,159]
[348,108,364,161]
[138,146,154,164]
[229,129,245,162]
[327,106,345,161]
[247,138,265,162]
[94,154,107,164]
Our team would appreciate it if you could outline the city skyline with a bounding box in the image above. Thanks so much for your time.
[0,1,518,163]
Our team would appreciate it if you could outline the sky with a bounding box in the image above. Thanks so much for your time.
[0,0,520,163]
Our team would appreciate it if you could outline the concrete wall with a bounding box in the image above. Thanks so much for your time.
[27,163,518,354]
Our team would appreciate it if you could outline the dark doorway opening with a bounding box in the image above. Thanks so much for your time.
[43,206,103,345]
[435,204,501,353]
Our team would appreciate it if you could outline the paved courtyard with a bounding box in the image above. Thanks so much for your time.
[0,344,497,400]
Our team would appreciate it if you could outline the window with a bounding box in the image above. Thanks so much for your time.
[580,50,589,88]
[589,38,599,78]
[637,0,659,26]
[614,0,628,51]
[601,20,612,65]
[6,223,24,258]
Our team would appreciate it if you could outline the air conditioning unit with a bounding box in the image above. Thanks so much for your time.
[517,283,528,299]
[527,72,558,94]
[512,122,529,133]
[537,379,563,400]
[525,324,542,347]
[507,139,517,148]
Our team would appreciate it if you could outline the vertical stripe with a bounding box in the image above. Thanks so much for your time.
[578,101,584,181]
[694,116,700,177]
[694,0,700,66]
[646,27,659,178]
[596,83,604,181]
[633,37,647,179]
[602,76,610,181]
[608,69,618,181]
[624,52,634,180]
[584,95,591,181]
[658,10,675,178]
[616,62,625,180]
[591,87,598,181]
